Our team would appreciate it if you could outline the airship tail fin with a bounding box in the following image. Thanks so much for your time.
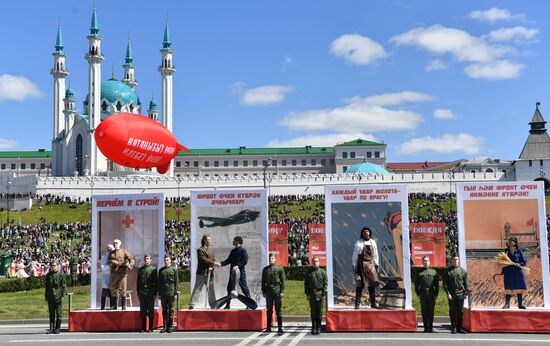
[177,143,191,152]
[157,162,171,174]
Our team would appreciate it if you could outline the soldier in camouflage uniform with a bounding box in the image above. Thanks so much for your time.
[304,256,327,335]
[158,256,178,333]
[414,256,439,333]
[69,251,79,287]
[45,260,66,334]
[443,256,469,334]
[261,252,285,334]
[137,254,157,333]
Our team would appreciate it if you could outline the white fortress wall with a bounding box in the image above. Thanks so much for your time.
[0,171,512,199]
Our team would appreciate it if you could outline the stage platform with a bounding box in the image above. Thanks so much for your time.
[326,308,417,332]
[69,307,164,332]
[177,308,268,331]
[464,308,550,333]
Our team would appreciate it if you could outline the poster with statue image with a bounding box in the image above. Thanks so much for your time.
[190,189,268,309]
[457,181,550,309]
[325,184,412,310]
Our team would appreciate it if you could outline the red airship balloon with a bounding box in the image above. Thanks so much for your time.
[94,113,190,174]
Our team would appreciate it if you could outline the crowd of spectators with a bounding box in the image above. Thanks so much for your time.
[1,193,548,279]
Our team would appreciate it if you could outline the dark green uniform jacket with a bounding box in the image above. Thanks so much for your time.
[443,266,469,299]
[137,264,157,298]
[262,264,285,296]
[69,256,79,275]
[158,265,178,297]
[304,267,328,301]
[45,270,66,302]
[415,267,439,299]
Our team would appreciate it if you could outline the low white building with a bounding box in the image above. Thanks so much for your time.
[0,139,387,178]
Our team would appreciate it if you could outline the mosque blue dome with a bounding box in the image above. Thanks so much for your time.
[345,162,391,174]
[65,87,75,100]
[101,78,139,105]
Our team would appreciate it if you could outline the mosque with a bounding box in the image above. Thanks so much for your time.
[50,7,175,177]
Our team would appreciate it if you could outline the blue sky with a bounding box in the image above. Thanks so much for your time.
[0,1,549,163]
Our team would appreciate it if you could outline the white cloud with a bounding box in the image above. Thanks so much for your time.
[488,26,539,42]
[0,139,17,149]
[281,91,431,133]
[400,134,483,155]
[433,108,456,120]
[468,7,525,23]
[330,34,388,65]
[241,85,294,106]
[281,55,293,72]
[391,24,511,62]
[229,81,246,95]
[464,60,524,80]
[267,133,378,148]
[426,59,448,71]
[347,91,433,106]
[0,74,44,101]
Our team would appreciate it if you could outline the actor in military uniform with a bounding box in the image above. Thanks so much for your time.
[414,256,439,333]
[69,251,79,287]
[304,255,327,335]
[137,254,157,333]
[108,239,135,310]
[158,256,178,333]
[443,256,469,334]
[351,226,380,309]
[261,252,285,334]
[45,260,66,334]
[189,234,220,309]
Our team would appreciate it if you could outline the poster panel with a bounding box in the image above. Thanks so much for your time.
[308,223,326,266]
[91,193,165,309]
[191,189,268,309]
[325,184,411,309]
[269,224,289,266]
[457,181,550,309]
[410,223,446,267]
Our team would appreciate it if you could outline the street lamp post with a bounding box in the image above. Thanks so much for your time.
[448,168,455,212]
[176,177,181,221]
[6,179,11,226]
[263,157,272,189]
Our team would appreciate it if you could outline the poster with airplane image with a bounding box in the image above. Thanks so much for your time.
[190,189,268,309]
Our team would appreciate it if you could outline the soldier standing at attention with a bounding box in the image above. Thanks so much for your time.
[261,252,285,334]
[158,256,178,333]
[137,254,157,333]
[415,256,439,333]
[443,255,469,334]
[304,256,327,335]
[45,260,66,334]
[69,251,79,287]
[108,239,135,310]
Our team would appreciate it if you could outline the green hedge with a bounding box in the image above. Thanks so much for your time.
[0,274,91,293]
[0,265,357,293]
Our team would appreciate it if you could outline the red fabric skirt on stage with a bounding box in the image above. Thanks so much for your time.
[326,309,417,332]
[177,308,268,331]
